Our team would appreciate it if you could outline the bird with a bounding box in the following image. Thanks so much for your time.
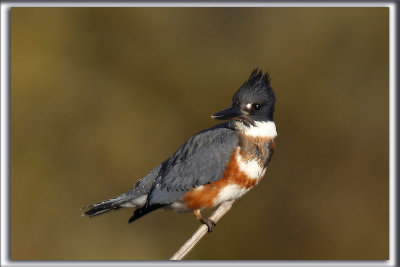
[82,68,277,232]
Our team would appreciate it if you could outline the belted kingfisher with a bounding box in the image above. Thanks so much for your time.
[83,69,277,232]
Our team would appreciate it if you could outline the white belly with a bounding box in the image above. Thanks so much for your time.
[214,184,250,206]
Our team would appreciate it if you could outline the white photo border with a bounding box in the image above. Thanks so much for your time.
[1,1,396,266]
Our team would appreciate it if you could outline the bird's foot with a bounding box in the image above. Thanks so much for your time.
[200,217,216,233]
[194,209,217,233]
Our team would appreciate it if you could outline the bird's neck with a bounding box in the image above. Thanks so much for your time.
[232,120,277,139]
[232,120,276,168]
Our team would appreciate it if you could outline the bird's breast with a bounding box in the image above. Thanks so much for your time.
[182,134,275,210]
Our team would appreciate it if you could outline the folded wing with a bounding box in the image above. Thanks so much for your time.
[147,122,238,205]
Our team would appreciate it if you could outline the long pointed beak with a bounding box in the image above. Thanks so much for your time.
[211,106,244,120]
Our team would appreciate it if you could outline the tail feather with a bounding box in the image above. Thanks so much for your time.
[82,192,138,217]
[83,165,162,218]
[128,203,164,223]
[82,198,123,217]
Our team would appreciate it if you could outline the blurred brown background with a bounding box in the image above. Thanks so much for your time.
[10,7,389,260]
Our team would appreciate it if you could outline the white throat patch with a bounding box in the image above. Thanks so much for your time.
[235,121,277,138]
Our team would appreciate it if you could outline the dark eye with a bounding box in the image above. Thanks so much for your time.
[253,104,261,110]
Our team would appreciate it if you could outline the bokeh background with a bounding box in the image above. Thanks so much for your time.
[10,7,389,260]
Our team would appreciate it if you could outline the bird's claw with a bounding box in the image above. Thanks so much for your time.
[200,218,217,233]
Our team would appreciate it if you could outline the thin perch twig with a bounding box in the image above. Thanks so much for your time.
[170,200,235,260]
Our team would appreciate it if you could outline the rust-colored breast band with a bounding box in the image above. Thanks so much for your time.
[182,148,255,210]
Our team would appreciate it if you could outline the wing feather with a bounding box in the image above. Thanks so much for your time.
[147,122,238,205]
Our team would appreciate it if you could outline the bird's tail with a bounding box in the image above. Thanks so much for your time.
[82,193,138,217]
[82,165,162,218]
[82,198,121,217]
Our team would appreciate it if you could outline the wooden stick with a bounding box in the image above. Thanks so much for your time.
[170,200,235,260]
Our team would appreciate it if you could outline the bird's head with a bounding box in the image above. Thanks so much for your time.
[212,69,276,126]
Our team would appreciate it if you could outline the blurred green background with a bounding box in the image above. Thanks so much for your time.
[11,7,389,260]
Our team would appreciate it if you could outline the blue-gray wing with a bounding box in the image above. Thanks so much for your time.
[147,122,238,205]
